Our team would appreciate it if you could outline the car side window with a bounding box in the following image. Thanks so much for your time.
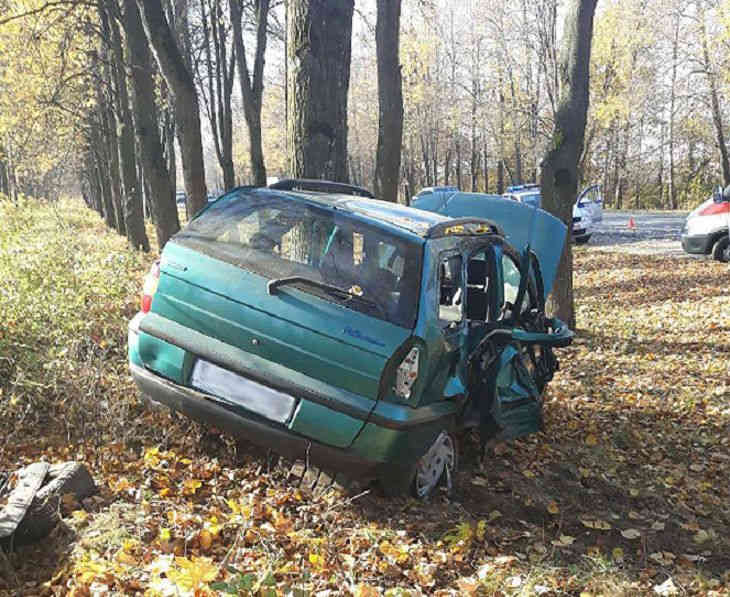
[502,255,520,306]
[438,255,463,325]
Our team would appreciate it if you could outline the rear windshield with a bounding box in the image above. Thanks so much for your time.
[174,190,423,328]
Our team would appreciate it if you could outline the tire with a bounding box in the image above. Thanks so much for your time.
[411,430,459,499]
[712,235,729,262]
[574,234,591,245]
[377,430,459,499]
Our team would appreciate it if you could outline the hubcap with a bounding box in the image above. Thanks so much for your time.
[414,431,456,498]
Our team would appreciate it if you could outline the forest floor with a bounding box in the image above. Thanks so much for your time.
[1,198,729,596]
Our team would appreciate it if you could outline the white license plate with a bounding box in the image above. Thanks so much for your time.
[190,359,296,424]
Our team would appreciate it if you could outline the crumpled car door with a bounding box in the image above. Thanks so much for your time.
[468,246,572,444]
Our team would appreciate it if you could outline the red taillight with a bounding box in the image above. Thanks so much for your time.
[700,202,730,216]
[141,261,160,313]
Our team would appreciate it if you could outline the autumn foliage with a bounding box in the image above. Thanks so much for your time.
[0,198,728,595]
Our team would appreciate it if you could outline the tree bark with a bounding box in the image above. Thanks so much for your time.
[699,5,730,186]
[539,0,597,329]
[668,9,680,209]
[287,0,354,182]
[108,0,149,251]
[230,0,270,187]
[137,0,207,215]
[374,0,403,202]
[124,0,180,248]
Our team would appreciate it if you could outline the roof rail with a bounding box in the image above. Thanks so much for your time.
[506,183,540,193]
[268,178,375,198]
[426,218,504,239]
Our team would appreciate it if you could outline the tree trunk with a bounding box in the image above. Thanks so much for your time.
[0,158,9,196]
[137,0,207,215]
[97,4,126,236]
[700,6,730,186]
[539,0,597,329]
[125,0,180,249]
[668,9,679,209]
[108,0,149,251]
[287,0,354,181]
[230,0,270,187]
[374,0,403,202]
[483,142,489,193]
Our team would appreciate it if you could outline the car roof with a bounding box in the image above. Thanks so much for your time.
[257,188,451,240]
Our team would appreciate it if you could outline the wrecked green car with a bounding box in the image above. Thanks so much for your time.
[128,180,572,497]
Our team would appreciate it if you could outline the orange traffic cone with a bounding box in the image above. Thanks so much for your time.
[627,216,636,230]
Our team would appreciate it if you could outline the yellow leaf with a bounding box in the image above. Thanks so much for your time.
[115,549,137,566]
[308,553,324,567]
[547,501,560,515]
[159,527,171,541]
[612,547,625,562]
[355,584,380,597]
[475,520,487,541]
[621,529,641,539]
[168,556,218,591]
[182,478,202,495]
[551,535,574,546]
[581,518,611,530]
[71,509,88,522]
[585,434,598,446]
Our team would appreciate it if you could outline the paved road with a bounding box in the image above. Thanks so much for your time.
[588,210,692,257]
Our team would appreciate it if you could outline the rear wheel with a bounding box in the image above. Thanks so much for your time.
[574,234,591,245]
[377,430,459,499]
[411,431,458,498]
[712,235,729,262]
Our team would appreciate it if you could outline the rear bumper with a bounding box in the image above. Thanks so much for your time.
[681,233,713,254]
[129,313,458,477]
[131,363,379,477]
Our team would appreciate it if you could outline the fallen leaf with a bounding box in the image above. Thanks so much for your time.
[621,529,641,539]
[581,518,611,530]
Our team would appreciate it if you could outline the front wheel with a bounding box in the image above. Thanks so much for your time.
[712,235,729,262]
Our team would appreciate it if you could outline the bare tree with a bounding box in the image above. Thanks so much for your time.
[198,0,236,190]
[374,0,403,202]
[124,0,180,248]
[229,0,270,187]
[698,1,730,186]
[137,0,207,215]
[539,0,598,327]
[106,0,149,251]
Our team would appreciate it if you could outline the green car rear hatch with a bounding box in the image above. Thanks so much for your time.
[136,189,423,448]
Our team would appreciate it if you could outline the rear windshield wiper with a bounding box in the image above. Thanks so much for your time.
[267,276,387,319]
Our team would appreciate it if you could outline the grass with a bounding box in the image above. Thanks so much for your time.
[1,196,729,595]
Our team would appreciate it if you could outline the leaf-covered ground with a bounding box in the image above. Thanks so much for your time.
[1,198,729,596]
